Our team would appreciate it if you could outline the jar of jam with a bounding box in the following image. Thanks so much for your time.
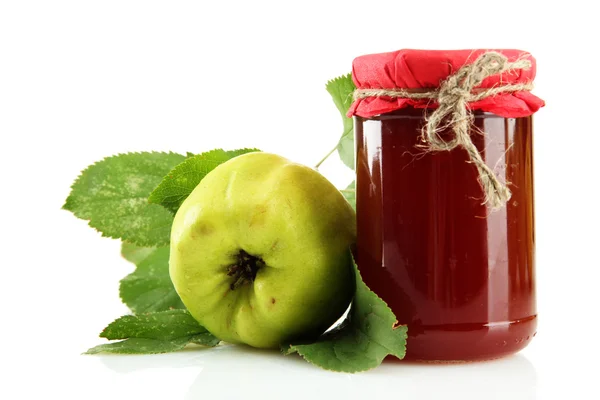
[350,49,545,361]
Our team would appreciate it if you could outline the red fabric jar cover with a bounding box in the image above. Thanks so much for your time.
[348,49,545,118]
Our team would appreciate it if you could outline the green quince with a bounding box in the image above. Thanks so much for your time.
[169,152,355,349]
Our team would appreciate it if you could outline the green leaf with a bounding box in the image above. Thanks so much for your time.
[283,260,407,373]
[63,152,186,246]
[85,310,220,355]
[85,337,194,355]
[341,181,356,211]
[326,74,356,170]
[149,148,260,213]
[121,242,156,264]
[99,309,207,340]
[120,246,185,313]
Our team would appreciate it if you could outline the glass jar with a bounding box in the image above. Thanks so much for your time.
[350,49,544,361]
[355,108,535,361]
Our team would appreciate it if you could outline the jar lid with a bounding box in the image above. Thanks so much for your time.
[348,49,545,118]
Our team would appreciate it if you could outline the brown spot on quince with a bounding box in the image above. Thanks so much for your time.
[197,222,214,235]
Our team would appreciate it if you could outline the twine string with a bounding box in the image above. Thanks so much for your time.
[353,52,533,209]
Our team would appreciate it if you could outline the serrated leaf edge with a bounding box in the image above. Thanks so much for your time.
[147,148,261,212]
[62,151,185,212]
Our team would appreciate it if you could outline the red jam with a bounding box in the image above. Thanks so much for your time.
[355,107,536,361]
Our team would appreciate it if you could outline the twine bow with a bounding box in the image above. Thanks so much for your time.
[353,51,534,209]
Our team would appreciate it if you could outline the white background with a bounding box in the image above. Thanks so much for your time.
[1,1,598,399]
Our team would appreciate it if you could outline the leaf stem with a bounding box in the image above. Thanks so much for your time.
[314,144,338,169]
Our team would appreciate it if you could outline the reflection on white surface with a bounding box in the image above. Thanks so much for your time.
[99,344,536,400]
